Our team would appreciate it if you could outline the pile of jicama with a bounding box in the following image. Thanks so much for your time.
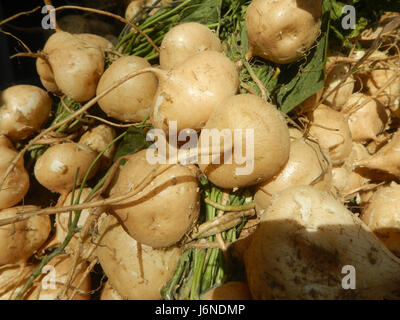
[0,0,399,300]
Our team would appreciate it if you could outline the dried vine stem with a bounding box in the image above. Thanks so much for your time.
[56,206,103,300]
[34,133,77,145]
[204,198,255,212]
[85,115,141,128]
[0,29,31,53]
[0,7,41,27]
[215,192,230,250]
[186,209,256,242]
[10,52,49,60]
[242,59,267,100]
[54,5,160,53]
[68,258,98,300]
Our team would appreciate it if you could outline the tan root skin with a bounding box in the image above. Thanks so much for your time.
[125,0,144,22]
[366,131,392,155]
[151,51,239,132]
[354,50,399,108]
[97,56,158,122]
[26,254,91,300]
[79,124,117,170]
[159,22,223,70]
[109,149,200,248]
[199,94,290,189]
[0,206,51,266]
[355,130,400,179]
[0,85,52,141]
[202,281,252,300]
[331,142,369,196]
[309,104,352,166]
[343,93,388,143]
[245,0,322,64]
[34,142,99,194]
[255,136,332,210]
[362,183,400,256]
[0,136,30,209]
[0,264,34,300]
[36,31,107,102]
[364,69,400,107]
[53,188,102,257]
[100,280,124,300]
[323,60,355,110]
[96,214,181,300]
[74,33,114,52]
[245,185,400,300]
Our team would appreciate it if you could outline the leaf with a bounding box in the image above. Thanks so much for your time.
[239,21,249,54]
[113,127,152,161]
[276,8,330,114]
[327,0,343,22]
[180,0,222,25]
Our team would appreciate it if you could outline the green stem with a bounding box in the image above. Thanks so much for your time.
[190,249,206,300]
[161,249,191,300]
[140,0,191,30]
[177,263,194,300]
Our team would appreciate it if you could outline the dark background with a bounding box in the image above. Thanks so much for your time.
[0,0,125,90]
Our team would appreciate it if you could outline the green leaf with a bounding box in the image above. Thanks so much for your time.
[328,0,343,21]
[179,0,222,25]
[113,127,152,161]
[239,22,249,54]
[276,10,330,114]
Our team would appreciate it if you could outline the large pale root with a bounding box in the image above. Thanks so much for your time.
[323,59,355,110]
[96,56,157,123]
[245,185,400,300]
[245,0,322,64]
[0,264,33,300]
[198,94,290,189]
[34,142,99,194]
[109,149,200,248]
[355,130,400,179]
[159,22,223,70]
[95,214,181,300]
[25,254,91,300]
[79,124,117,170]
[332,143,370,197]
[0,137,30,209]
[362,182,400,256]
[254,136,332,210]
[309,104,352,166]
[36,31,106,102]
[51,188,103,257]
[0,85,52,141]
[151,51,239,132]
[343,93,388,143]
[0,206,50,266]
